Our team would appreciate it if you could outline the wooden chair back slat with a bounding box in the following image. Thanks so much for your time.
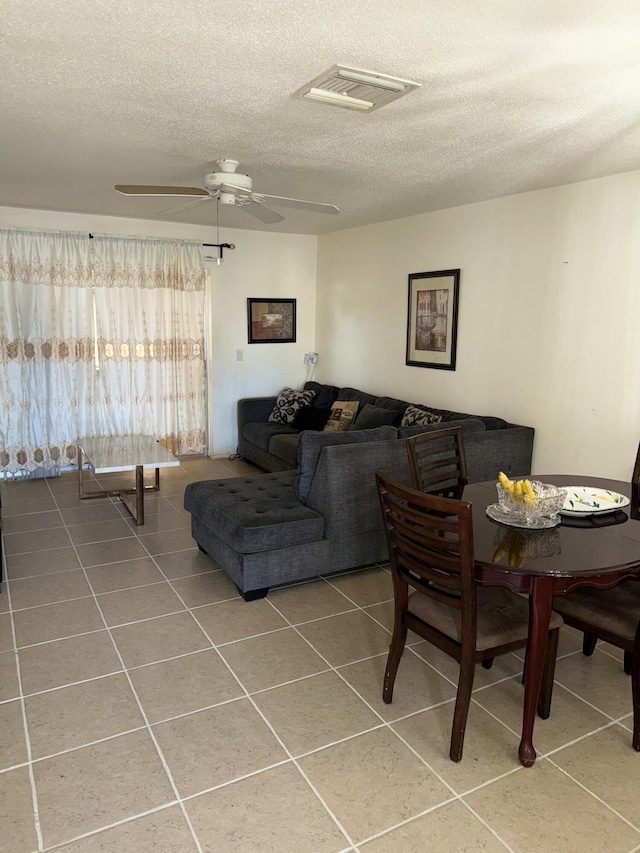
[405,426,468,498]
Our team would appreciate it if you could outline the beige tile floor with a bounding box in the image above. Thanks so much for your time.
[1,458,639,852]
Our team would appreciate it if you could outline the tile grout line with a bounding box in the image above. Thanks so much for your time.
[548,758,640,836]
[264,576,560,852]
[131,564,360,850]
[3,529,45,850]
[3,472,637,851]
[42,478,207,853]
[269,586,518,852]
[331,583,638,848]
[117,492,359,850]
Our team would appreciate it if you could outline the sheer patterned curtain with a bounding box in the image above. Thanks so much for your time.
[91,235,206,455]
[0,228,93,474]
[0,228,206,476]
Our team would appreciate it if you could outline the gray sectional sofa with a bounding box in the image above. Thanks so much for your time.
[183,382,535,600]
[237,381,534,484]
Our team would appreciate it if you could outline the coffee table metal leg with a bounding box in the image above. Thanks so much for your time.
[136,465,144,525]
[77,446,84,498]
[519,577,553,767]
[76,452,161,525]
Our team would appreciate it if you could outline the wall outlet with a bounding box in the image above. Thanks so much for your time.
[236,349,243,362]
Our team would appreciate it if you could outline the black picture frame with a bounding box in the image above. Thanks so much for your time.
[406,269,460,370]
[247,298,296,344]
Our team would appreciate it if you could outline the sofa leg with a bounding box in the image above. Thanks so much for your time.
[241,587,269,601]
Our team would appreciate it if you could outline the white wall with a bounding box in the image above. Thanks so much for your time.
[0,206,317,456]
[316,170,640,479]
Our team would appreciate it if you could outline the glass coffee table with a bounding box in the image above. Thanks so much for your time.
[77,436,180,525]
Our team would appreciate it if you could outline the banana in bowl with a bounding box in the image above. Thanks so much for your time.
[496,472,567,525]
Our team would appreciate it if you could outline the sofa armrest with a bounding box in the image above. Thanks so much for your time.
[237,397,278,435]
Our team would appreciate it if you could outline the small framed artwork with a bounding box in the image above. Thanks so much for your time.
[247,298,296,344]
[406,269,460,370]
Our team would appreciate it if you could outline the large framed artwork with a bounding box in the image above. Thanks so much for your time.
[406,269,460,370]
[247,298,296,344]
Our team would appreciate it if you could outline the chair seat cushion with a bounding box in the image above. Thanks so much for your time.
[408,587,563,652]
[184,472,324,554]
[553,582,640,643]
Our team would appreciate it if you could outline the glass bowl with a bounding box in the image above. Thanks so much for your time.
[496,480,567,526]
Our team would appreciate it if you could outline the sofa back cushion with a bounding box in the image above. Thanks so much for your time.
[296,425,397,503]
[335,387,377,409]
[305,438,412,561]
[353,403,397,430]
[398,418,486,439]
[303,381,340,412]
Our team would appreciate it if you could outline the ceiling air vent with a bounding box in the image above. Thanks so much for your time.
[292,65,421,112]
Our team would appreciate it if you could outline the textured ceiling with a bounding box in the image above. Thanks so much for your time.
[2,0,639,235]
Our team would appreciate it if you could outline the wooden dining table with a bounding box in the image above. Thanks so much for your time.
[466,474,640,767]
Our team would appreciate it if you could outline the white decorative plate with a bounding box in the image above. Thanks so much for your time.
[560,486,630,517]
[485,504,561,529]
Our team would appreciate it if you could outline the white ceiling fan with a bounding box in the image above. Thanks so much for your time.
[115,158,339,224]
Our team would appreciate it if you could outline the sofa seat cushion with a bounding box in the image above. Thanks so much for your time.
[243,422,299,452]
[184,473,324,554]
[268,433,299,468]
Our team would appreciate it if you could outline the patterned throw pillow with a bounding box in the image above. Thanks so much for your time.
[268,387,317,425]
[400,404,443,427]
[323,400,359,432]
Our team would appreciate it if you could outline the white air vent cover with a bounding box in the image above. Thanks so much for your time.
[293,64,421,112]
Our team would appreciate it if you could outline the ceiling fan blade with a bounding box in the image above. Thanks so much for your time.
[243,202,285,224]
[115,185,209,197]
[219,182,251,194]
[155,196,213,217]
[256,194,339,214]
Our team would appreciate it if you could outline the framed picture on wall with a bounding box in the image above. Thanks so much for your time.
[247,298,296,343]
[406,269,460,370]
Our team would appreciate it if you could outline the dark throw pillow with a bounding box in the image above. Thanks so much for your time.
[292,405,329,431]
[353,403,397,430]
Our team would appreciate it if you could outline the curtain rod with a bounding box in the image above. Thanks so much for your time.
[87,233,230,249]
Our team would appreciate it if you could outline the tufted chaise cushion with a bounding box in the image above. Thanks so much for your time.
[183,472,324,554]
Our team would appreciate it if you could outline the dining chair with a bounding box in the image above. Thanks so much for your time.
[550,443,640,751]
[552,584,639,750]
[375,472,562,762]
[404,426,467,498]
